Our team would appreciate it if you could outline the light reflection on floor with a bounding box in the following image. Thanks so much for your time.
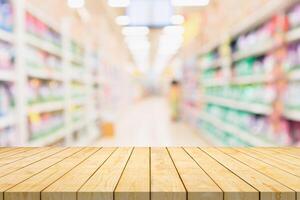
[95,97,211,147]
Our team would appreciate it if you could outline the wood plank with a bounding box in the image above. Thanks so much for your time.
[115,148,150,200]
[184,147,258,200]
[0,147,65,178]
[42,147,116,200]
[0,147,298,200]
[0,148,50,167]
[238,148,300,177]
[0,148,80,200]
[202,148,295,200]
[151,147,186,200]
[220,148,300,200]
[5,148,99,200]
[78,147,133,200]
[0,148,33,159]
[253,148,300,166]
[266,148,300,158]
[0,149,15,154]
[168,147,222,200]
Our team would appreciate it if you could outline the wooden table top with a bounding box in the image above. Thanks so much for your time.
[0,147,299,200]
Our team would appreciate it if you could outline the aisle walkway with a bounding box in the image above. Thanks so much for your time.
[96,97,211,146]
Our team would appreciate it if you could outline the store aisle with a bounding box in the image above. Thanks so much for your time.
[96,97,211,147]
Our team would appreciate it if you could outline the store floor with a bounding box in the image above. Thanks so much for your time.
[95,97,211,146]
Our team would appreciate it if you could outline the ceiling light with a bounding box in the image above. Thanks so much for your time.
[122,26,149,36]
[171,15,185,25]
[108,0,130,7]
[116,16,130,26]
[172,0,210,7]
[68,0,85,8]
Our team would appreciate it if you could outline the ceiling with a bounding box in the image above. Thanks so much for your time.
[27,0,277,75]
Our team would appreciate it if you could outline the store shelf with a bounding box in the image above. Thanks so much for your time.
[26,3,61,33]
[90,112,101,123]
[202,79,229,87]
[29,128,65,146]
[0,29,14,43]
[232,74,273,85]
[0,114,15,129]
[199,112,275,146]
[71,75,86,84]
[72,97,86,106]
[28,101,64,113]
[286,27,300,43]
[0,70,15,82]
[204,95,272,115]
[26,35,62,57]
[72,120,86,132]
[27,69,63,81]
[182,0,300,147]
[71,56,84,65]
[93,76,101,84]
[0,1,105,146]
[232,40,276,62]
[201,75,272,87]
[288,70,300,81]
[201,58,223,70]
[283,109,300,121]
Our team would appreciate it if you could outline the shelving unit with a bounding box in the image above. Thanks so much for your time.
[0,114,15,129]
[26,35,62,57]
[0,0,103,146]
[0,29,14,43]
[0,0,16,146]
[203,95,273,115]
[182,0,300,146]
[232,39,277,62]
[232,74,273,85]
[27,101,64,113]
[288,70,300,81]
[28,127,65,146]
[0,70,15,82]
[283,110,300,121]
[199,112,274,146]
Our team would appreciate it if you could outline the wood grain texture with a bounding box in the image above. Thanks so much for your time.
[0,147,65,179]
[5,148,99,200]
[151,147,186,200]
[254,148,300,166]
[42,147,116,200]
[0,149,17,155]
[168,147,222,200]
[0,148,49,167]
[184,147,258,200]
[271,148,300,158]
[0,148,33,159]
[78,148,133,200]
[0,147,299,200]
[238,148,300,177]
[263,148,300,160]
[115,148,150,200]
[202,148,295,200]
[220,148,300,200]
[0,148,80,200]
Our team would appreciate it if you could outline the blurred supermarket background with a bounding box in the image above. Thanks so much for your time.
[1,0,300,147]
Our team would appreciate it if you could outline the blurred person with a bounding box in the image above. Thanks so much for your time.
[169,80,181,121]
